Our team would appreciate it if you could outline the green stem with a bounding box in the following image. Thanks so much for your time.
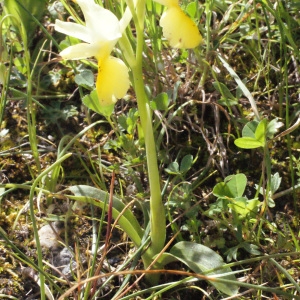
[198,0,213,88]
[131,0,166,262]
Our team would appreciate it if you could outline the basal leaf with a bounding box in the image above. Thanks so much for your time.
[64,185,143,248]
[169,241,239,296]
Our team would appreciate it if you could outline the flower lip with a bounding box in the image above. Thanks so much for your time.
[96,56,130,106]
[160,6,202,49]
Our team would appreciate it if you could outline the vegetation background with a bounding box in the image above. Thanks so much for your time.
[0,0,300,299]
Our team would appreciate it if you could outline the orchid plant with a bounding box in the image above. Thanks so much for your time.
[54,0,238,295]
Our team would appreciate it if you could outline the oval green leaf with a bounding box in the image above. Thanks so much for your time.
[234,137,264,149]
[169,241,239,296]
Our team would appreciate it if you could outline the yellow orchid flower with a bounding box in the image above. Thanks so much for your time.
[55,0,131,106]
[154,0,202,49]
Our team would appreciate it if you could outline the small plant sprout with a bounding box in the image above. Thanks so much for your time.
[153,0,202,48]
[54,0,131,106]
[234,118,284,234]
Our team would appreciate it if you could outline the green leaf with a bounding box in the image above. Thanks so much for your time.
[213,182,234,198]
[180,154,193,173]
[82,89,114,117]
[59,36,80,51]
[41,102,78,125]
[207,198,228,215]
[169,242,239,296]
[234,137,264,149]
[74,70,94,89]
[228,197,248,217]
[48,1,64,19]
[64,185,143,248]
[213,174,247,198]
[213,80,238,107]
[218,54,260,119]
[226,246,239,261]
[246,198,260,216]
[255,119,267,145]
[186,2,197,18]
[236,78,247,99]
[165,162,180,174]
[268,198,275,208]
[242,120,259,138]
[226,242,261,262]
[150,92,169,110]
[270,172,281,194]
[118,115,128,131]
[218,97,238,106]
[126,108,139,134]
[225,174,247,198]
[213,82,236,102]
[242,242,261,256]
[14,57,27,74]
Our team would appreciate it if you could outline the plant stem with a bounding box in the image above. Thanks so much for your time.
[131,0,166,262]
[198,0,212,89]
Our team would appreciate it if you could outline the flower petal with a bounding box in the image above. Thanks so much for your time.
[160,6,202,49]
[55,19,92,43]
[59,42,102,59]
[96,56,130,106]
[76,0,122,43]
[119,5,133,33]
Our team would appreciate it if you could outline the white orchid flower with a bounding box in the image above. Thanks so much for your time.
[55,0,132,106]
[154,0,202,49]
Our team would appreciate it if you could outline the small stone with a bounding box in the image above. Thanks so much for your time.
[37,223,64,249]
